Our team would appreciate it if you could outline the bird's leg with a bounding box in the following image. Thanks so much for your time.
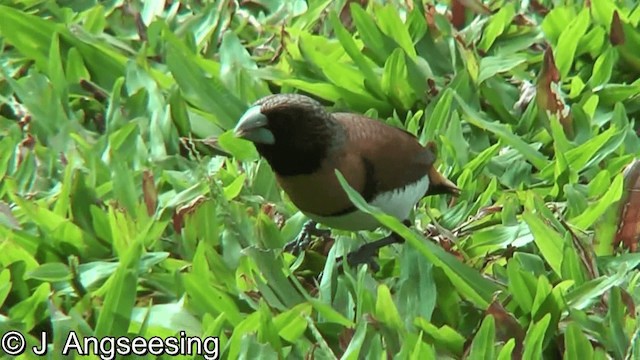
[283,220,332,255]
[339,220,412,271]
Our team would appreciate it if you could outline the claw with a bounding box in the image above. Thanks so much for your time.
[338,233,402,271]
[283,220,331,255]
[335,220,412,272]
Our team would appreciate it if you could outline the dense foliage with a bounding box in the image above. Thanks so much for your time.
[1,0,640,358]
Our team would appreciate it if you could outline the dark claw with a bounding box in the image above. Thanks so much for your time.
[338,233,402,269]
[283,220,331,255]
[335,220,412,272]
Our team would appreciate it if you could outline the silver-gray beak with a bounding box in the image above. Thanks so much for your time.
[233,106,275,145]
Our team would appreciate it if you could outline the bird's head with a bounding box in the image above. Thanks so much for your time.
[234,94,342,175]
[234,94,336,145]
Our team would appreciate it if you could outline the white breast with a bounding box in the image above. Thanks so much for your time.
[304,175,430,231]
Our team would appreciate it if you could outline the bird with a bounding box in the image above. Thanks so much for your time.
[233,93,459,268]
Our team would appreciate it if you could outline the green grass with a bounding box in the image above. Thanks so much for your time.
[1,0,640,358]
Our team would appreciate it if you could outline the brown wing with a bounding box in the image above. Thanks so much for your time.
[275,113,435,217]
[333,113,435,194]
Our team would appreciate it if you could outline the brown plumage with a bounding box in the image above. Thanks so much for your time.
[276,112,440,217]
[234,93,459,266]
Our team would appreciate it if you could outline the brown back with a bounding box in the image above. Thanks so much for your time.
[275,113,434,216]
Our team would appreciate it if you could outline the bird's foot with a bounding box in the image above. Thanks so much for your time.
[336,233,405,272]
[336,220,412,272]
[284,220,331,255]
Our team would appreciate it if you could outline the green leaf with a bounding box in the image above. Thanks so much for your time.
[507,258,538,313]
[555,8,591,78]
[422,88,454,142]
[588,47,617,89]
[561,240,587,286]
[497,338,516,360]
[243,247,306,309]
[341,320,368,360]
[219,31,270,103]
[374,4,417,58]
[565,265,627,309]
[94,240,142,338]
[27,263,72,282]
[596,80,640,105]
[564,322,595,360]
[7,184,89,255]
[8,283,51,332]
[0,269,12,307]
[165,31,244,130]
[468,315,496,359]
[381,48,416,108]
[309,299,355,328]
[523,211,564,277]
[570,173,624,230]
[223,174,246,201]
[184,244,243,326]
[0,5,61,71]
[350,4,397,64]
[522,314,551,360]
[414,319,465,356]
[479,3,516,51]
[591,0,620,26]
[335,171,500,306]
[478,54,527,84]
[217,130,259,161]
[375,284,404,331]
[328,11,385,99]
[226,312,261,360]
[47,32,68,107]
[607,287,629,359]
[454,93,549,170]
[273,303,311,342]
[257,300,283,353]
[565,127,621,173]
